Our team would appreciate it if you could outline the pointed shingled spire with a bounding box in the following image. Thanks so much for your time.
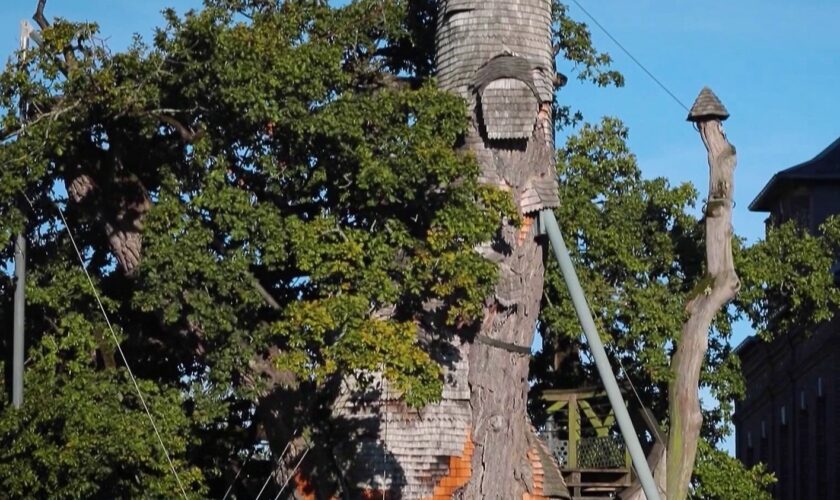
[687,87,729,122]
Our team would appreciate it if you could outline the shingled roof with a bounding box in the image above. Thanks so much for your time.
[530,431,569,498]
[686,87,729,122]
[750,136,840,211]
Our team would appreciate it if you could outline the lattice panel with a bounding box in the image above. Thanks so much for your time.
[551,439,569,467]
[578,436,626,469]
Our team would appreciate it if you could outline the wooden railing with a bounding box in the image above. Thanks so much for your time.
[541,388,633,499]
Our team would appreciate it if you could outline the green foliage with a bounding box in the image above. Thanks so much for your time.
[552,1,625,128]
[0,367,204,498]
[552,2,624,88]
[0,233,205,496]
[0,0,512,495]
[535,117,707,418]
[691,441,775,500]
[1,0,797,497]
[736,216,840,340]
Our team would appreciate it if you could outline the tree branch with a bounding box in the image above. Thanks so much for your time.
[667,113,740,500]
[1,101,80,142]
[250,272,281,310]
[32,0,49,30]
[154,113,204,143]
[355,73,422,93]
[33,0,78,75]
[208,236,283,311]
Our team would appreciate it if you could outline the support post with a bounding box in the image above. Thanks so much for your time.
[539,208,661,500]
[12,234,25,409]
[568,394,579,469]
[12,20,34,410]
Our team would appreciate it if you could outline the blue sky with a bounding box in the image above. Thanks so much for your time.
[5,0,837,239]
[3,0,838,454]
[558,1,840,431]
[562,0,840,249]
[4,0,837,243]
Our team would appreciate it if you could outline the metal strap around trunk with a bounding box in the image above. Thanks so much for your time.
[475,333,532,355]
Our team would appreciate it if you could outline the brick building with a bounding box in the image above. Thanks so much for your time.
[734,136,840,499]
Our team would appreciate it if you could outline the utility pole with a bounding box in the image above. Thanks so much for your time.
[12,20,36,410]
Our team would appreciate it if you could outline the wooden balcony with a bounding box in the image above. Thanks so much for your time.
[540,388,648,500]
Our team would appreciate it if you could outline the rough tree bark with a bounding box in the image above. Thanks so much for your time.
[665,88,740,500]
[436,0,559,497]
[64,171,151,275]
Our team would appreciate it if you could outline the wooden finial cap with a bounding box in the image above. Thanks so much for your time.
[687,87,729,122]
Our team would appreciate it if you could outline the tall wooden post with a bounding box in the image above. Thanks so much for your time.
[568,394,579,469]
[666,87,740,500]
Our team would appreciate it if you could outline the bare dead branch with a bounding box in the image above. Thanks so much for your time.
[1,101,80,142]
[667,99,740,500]
[32,0,49,31]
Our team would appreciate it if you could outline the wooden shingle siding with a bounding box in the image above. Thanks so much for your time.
[483,80,539,139]
[532,432,568,497]
[425,431,475,499]
[329,342,473,498]
[686,86,729,122]
[437,0,554,144]
[437,1,553,93]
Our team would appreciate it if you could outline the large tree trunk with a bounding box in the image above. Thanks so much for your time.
[436,0,559,497]
[312,3,563,498]
[666,90,740,500]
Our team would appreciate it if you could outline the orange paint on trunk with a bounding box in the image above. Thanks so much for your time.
[517,215,536,246]
[293,431,559,499]
[423,430,474,499]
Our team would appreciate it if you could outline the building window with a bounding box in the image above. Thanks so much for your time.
[798,392,810,499]
[816,395,827,498]
[759,420,768,466]
[746,431,754,467]
[778,416,788,499]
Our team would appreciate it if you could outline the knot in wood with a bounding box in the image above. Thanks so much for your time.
[490,414,505,432]
[704,197,731,217]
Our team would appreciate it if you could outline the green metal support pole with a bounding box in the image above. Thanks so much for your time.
[12,233,24,409]
[539,209,661,500]
[12,20,33,410]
